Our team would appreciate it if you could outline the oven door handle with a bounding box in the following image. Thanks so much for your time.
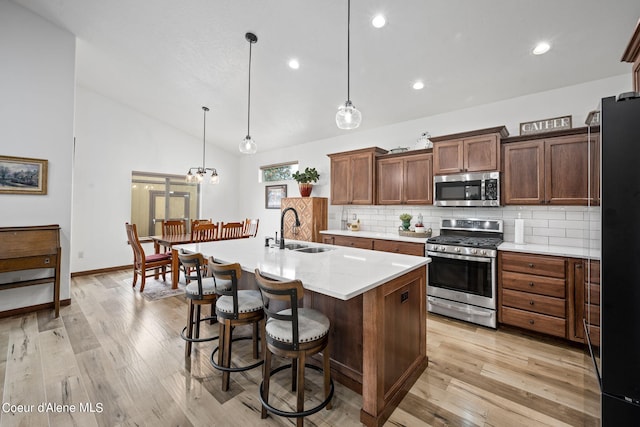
[427,297,493,317]
[427,251,492,263]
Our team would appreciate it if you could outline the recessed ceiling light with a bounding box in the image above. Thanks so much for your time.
[288,59,300,69]
[413,81,424,90]
[532,42,551,55]
[372,14,386,28]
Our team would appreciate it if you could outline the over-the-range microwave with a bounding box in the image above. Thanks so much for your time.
[433,171,500,207]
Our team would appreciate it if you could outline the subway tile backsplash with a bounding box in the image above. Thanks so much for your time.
[329,205,601,249]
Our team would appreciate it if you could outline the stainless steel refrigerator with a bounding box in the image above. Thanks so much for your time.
[599,93,640,425]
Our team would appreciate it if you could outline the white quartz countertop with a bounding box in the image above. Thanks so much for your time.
[174,238,430,301]
[499,242,600,259]
[320,229,430,244]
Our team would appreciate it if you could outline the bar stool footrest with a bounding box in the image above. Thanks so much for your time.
[180,315,219,343]
[210,336,264,372]
[259,363,334,419]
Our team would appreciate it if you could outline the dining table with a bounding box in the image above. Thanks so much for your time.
[149,234,193,289]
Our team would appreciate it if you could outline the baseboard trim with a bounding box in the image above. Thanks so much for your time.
[71,265,130,277]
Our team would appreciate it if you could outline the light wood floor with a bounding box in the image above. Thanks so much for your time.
[0,270,600,426]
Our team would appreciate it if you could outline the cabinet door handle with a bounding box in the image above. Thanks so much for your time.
[576,264,583,269]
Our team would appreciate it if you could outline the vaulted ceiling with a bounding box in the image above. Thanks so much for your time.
[13,0,640,154]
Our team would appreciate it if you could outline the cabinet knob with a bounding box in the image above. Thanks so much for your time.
[529,300,535,305]
[528,263,534,268]
[529,282,535,287]
[529,319,535,325]
[576,264,583,269]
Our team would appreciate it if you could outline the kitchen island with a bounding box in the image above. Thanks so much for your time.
[175,238,430,427]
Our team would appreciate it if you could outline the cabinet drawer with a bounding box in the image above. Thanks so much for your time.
[502,306,566,338]
[501,252,565,278]
[502,289,565,317]
[501,270,565,298]
[373,239,425,256]
[0,255,57,272]
[331,235,374,250]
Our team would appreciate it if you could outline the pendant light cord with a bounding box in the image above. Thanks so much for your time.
[347,0,351,102]
[202,106,208,170]
[247,40,253,137]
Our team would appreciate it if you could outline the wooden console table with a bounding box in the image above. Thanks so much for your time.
[0,225,61,317]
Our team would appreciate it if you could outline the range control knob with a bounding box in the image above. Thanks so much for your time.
[481,250,487,255]
[455,247,461,253]
[470,249,477,254]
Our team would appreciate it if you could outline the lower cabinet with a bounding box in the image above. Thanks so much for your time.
[499,251,568,338]
[322,234,425,257]
[499,251,600,345]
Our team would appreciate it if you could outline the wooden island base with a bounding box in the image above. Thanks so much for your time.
[304,265,428,426]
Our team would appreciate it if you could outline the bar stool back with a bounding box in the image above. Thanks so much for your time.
[177,251,229,358]
[254,269,333,426]
[209,261,264,391]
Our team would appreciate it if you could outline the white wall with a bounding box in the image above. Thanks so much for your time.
[72,87,240,272]
[237,74,629,248]
[0,0,75,311]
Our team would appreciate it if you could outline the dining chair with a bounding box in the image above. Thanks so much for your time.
[243,218,260,238]
[219,222,246,240]
[162,219,187,236]
[125,222,172,292]
[254,269,333,426]
[190,218,213,233]
[191,222,219,242]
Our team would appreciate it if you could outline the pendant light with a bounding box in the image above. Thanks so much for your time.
[239,32,258,154]
[336,0,361,130]
[186,106,219,184]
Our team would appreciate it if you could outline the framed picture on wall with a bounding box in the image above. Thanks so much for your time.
[0,155,48,195]
[265,184,287,209]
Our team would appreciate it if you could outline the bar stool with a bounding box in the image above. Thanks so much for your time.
[177,252,229,358]
[254,269,333,426]
[209,261,264,391]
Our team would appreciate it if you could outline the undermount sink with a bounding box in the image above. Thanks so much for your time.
[294,247,334,253]
[283,243,308,250]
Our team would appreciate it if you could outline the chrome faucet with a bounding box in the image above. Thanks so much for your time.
[280,207,301,249]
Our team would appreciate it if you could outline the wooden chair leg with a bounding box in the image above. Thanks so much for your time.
[323,346,332,410]
[252,321,259,359]
[291,359,297,392]
[185,301,195,358]
[222,320,232,391]
[296,353,306,427]
[261,346,272,419]
[140,273,146,292]
[132,270,138,287]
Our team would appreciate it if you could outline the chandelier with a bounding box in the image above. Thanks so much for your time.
[186,106,219,184]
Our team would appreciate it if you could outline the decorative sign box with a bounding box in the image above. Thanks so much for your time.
[519,115,572,135]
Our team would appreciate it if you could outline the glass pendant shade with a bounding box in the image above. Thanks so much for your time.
[210,171,220,184]
[336,100,362,129]
[239,135,257,154]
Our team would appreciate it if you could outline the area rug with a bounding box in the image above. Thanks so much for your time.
[122,278,185,301]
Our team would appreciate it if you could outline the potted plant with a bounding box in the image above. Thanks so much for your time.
[292,167,320,197]
[399,213,412,230]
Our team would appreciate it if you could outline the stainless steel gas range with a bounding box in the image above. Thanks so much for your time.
[426,218,503,328]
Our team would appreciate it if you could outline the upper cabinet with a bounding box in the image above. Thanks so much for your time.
[328,147,387,205]
[622,19,640,91]
[430,126,509,175]
[502,128,599,205]
[377,150,433,205]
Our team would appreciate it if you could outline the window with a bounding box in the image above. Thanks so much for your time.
[259,161,298,182]
[131,171,200,238]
